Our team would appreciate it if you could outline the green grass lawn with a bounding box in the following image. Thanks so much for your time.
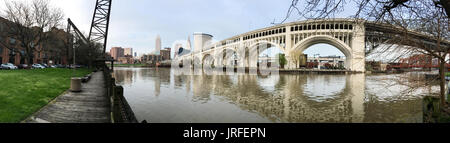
[0,68,92,123]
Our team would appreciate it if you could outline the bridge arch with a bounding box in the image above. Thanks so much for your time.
[291,35,353,70]
[245,40,285,68]
[213,47,239,67]
[202,53,214,68]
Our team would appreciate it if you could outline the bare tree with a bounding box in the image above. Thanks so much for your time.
[2,0,64,67]
[45,27,71,65]
[279,0,449,106]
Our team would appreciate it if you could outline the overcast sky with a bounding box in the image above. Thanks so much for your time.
[0,0,357,57]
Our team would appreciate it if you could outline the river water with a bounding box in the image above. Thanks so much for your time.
[113,67,439,123]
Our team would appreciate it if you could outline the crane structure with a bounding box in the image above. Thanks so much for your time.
[66,0,113,55]
[88,0,113,53]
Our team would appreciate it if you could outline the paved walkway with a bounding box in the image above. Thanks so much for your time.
[24,72,111,123]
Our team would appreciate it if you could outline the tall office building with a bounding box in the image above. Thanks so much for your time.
[110,47,124,60]
[155,35,161,55]
[186,36,192,50]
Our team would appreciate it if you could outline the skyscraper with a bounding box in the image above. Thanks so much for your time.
[186,36,192,50]
[155,35,161,55]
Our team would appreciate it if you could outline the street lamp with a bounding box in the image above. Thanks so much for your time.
[70,41,82,92]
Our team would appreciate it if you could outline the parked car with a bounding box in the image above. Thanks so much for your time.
[40,63,49,68]
[50,65,57,68]
[32,64,45,69]
[54,64,65,68]
[18,64,29,69]
[1,63,18,70]
[70,64,83,69]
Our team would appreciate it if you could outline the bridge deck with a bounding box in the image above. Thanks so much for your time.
[23,72,111,123]
[279,69,355,74]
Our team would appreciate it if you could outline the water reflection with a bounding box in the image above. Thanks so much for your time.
[114,68,437,123]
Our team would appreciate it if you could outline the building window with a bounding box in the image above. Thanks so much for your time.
[9,38,16,45]
[0,47,3,54]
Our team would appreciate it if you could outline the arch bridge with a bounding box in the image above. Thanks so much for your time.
[177,18,450,72]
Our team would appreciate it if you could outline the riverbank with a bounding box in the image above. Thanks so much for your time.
[108,64,147,67]
[0,68,92,123]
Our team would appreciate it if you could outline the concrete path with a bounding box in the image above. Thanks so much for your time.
[24,72,111,123]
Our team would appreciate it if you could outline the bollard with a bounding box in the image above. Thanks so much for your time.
[70,77,82,92]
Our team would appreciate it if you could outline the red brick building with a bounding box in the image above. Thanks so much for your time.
[388,54,449,70]
[118,55,135,64]
[110,47,124,60]
[0,17,70,66]
[161,47,171,61]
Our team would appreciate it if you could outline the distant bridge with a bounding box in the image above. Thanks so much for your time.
[177,18,450,72]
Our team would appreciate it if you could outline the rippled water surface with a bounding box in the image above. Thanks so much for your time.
[114,67,439,123]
